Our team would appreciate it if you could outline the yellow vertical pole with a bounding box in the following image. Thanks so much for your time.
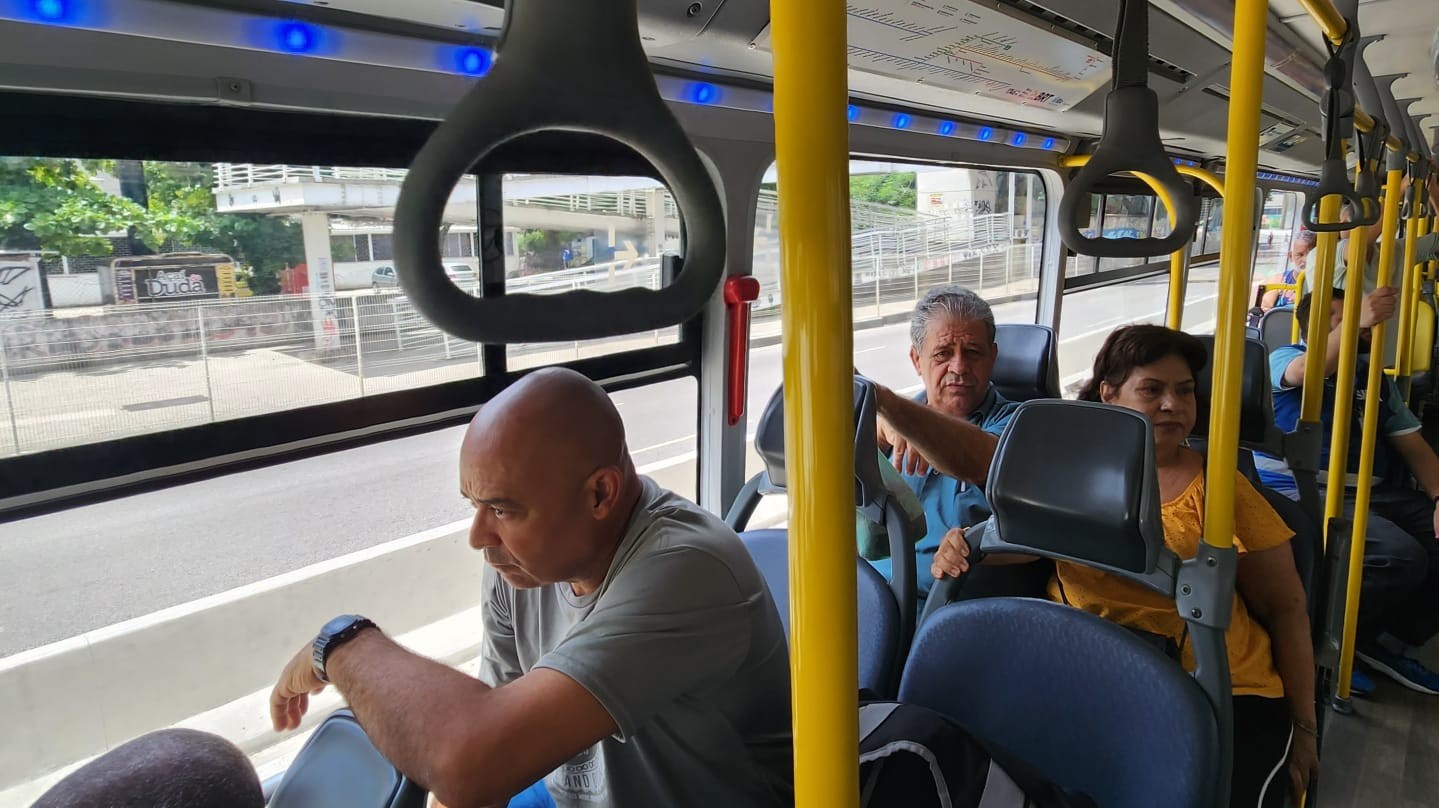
[1322,222,1371,537]
[1168,248,1188,330]
[770,0,858,806]
[1292,271,1308,344]
[1301,201,1343,426]
[1395,211,1422,385]
[1335,167,1405,700]
[1204,0,1269,554]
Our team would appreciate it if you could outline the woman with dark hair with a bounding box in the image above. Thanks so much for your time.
[934,324,1318,808]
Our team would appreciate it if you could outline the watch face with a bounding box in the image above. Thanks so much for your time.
[321,614,359,638]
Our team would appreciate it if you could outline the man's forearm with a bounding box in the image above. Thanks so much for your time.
[329,630,496,802]
[876,386,997,484]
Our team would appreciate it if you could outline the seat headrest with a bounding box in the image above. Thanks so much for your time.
[992,323,1060,401]
[753,377,916,527]
[985,399,1164,576]
[1192,334,1282,453]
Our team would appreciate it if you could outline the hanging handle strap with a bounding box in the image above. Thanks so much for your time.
[393,0,725,343]
[1057,0,1198,259]
[1302,21,1371,232]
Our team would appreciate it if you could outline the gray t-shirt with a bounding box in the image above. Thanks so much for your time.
[479,477,793,807]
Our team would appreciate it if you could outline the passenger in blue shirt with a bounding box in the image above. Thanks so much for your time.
[1257,286,1439,695]
[866,285,1048,607]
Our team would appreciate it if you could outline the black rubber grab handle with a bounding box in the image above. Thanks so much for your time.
[1302,158,1372,232]
[1057,0,1198,259]
[392,0,725,343]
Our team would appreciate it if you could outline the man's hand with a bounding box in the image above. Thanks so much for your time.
[1359,287,1399,329]
[271,642,328,732]
[879,414,933,476]
[1430,500,1439,542]
[930,527,971,580]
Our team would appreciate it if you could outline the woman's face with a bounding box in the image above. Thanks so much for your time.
[1099,353,1198,450]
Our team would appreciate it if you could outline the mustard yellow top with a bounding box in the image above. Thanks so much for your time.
[1047,470,1294,697]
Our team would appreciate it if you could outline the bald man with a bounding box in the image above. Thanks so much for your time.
[269,368,792,808]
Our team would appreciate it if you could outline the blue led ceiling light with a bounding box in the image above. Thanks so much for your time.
[686,81,720,105]
[1011,132,1027,146]
[276,21,319,53]
[847,104,860,122]
[30,0,66,20]
[1043,137,1056,150]
[978,126,994,141]
[938,120,956,136]
[892,113,911,129]
[456,47,492,76]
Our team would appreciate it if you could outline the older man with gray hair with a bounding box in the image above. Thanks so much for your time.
[870,285,1047,606]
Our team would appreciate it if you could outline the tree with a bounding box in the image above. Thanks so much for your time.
[0,158,160,256]
[516,228,585,272]
[849,172,917,210]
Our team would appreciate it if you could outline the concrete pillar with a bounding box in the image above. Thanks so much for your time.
[300,212,340,352]
[648,188,665,257]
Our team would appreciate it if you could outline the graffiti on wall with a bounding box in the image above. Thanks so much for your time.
[0,258,44,315]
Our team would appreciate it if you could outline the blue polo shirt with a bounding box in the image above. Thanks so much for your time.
[1256,342,1421,492]
[867,384,1020,601]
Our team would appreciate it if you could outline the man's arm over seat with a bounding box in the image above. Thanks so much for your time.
[273,630,617,808]
[875,385,998,485]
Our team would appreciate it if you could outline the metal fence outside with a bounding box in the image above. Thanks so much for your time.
[0,210,1031,457]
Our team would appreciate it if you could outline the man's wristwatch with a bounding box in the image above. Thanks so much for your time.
[311,614,377,683]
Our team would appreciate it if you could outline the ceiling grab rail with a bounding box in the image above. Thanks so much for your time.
[1057,0,1197,258]
[391,0,725,343]
[1301,21,1379,232]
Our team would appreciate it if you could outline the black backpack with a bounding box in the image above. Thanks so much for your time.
[859,700,1098,808]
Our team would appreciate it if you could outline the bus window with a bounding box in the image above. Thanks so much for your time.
[0,159,489,456]
[503,173,683,371]
[1096,194,1158,274]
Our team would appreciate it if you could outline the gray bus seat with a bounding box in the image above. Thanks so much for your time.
[992,323,1061,401]
[739,529,902,697]
[267,709,426,808]
[726,377,925,698]
[912,400,1229,808]
[1258,306,1295,352]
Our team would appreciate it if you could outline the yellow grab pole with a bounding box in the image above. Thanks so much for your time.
[770,0,858,805]
[1292,271,1308,344]
[1395,211,1422,383]
[1168,248,1188,330]
[1335,167,1405,700]
[1301,199,1343,425]
[1204,0,1269,553]
[1321,226,1371,539]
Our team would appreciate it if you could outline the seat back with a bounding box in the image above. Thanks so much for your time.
[901,599,1218,808]
[740,529,902,696]
[1192,334,1284,457]
[992,323,1060,401]
[913,400,1227,808]
[1257,306,1295,352]
[1255,484,1318,599]
[268,709,426,808]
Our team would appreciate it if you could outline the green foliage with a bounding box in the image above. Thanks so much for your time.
[516,228,585,271]
[0,159,304,295]
[0,158,150,255]
[849,172,917,210]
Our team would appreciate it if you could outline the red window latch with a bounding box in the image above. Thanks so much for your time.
[723,276,761,427]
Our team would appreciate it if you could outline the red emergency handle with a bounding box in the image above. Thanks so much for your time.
[723,276,761,427]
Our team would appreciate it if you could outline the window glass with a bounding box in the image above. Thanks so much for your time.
[0,159,492,455]
[504,174,681,371]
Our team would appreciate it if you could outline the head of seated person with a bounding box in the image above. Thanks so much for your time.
[31,728,262,808]
[1077,324,1207,460]
[908,284,1000,419]
[463,366,644,592]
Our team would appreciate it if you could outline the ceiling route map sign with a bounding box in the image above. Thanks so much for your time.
[758,1,1111,112]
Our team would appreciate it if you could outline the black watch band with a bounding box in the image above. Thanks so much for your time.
[311,614,377,683]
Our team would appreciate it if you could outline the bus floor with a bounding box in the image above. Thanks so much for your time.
[1319,658,1439,807]
[1318,394,1439,806]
